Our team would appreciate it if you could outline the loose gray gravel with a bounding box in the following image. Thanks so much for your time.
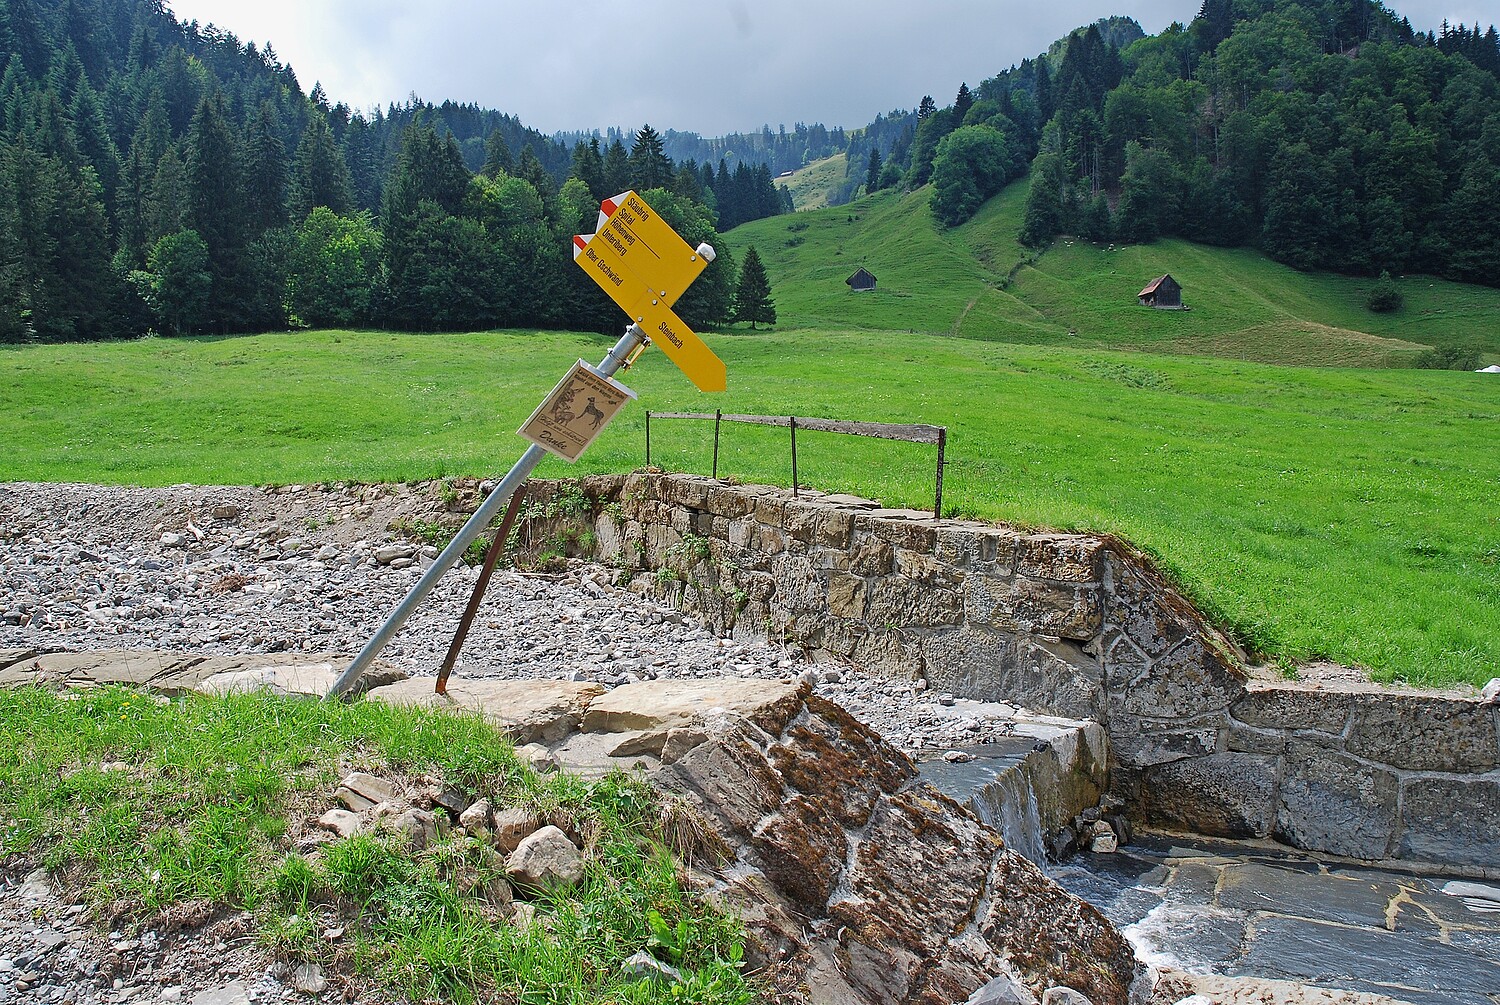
[0,481,1030,753]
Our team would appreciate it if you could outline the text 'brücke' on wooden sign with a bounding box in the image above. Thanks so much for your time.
[518,360,636,462]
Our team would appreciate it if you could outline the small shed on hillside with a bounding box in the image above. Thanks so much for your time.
[847,267,878,293]
[1138,274,1183,309]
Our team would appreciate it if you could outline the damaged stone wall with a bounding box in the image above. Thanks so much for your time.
[517,473,1500,870]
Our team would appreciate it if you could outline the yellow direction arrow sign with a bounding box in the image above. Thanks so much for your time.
[597,191,706,302]
[572,190,726,392]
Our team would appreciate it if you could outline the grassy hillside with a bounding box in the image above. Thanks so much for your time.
[732,182,1500,367]
[782,153,852,211]
[3,330,1497,689]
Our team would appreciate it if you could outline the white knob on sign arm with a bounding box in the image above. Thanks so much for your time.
[696,243,716,262]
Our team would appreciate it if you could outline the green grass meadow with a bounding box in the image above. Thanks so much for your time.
[742,181,1500,366]
[3,326,1497,688]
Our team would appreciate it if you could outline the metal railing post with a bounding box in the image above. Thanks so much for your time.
[712,409,722,479]
[790,416,799,499]
[645,410,652,467]
[935,427,947,520]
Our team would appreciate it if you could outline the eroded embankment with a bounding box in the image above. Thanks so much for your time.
[516,472,1500,872]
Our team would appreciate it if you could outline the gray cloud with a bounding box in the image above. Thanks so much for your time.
[168,1,1493,136]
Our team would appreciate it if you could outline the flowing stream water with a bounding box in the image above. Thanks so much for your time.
[1051,835,1500,1005]
[919,734,1500,1004]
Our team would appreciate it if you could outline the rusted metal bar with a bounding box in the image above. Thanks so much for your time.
[645,410,652,467]
[790,415,799,499]
[934,427,947,520]
[712,409,722,479]
[647,411,942,445]
[435,485,528,695]
[327,324,648,701]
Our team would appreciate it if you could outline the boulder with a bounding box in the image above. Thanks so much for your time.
[316,809,361,839]
[506,825,584,892]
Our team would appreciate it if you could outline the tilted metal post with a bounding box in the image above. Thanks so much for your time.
[325,324,648,700]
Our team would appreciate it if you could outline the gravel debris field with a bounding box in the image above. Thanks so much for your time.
[0,480,1025,752]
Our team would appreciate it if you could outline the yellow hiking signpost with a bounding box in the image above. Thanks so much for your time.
[572,191,728,393]
[327,189,726,700]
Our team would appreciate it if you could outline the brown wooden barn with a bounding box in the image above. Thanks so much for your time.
[846,267,877,292]
[1138,274,1183,309]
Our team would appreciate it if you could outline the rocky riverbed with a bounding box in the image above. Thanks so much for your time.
[0,481,1439,1005]
[0,480,1032,754]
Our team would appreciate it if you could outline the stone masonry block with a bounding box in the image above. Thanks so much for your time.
[753,497,786,526]
[1011,579,1102,640]
[1112,636,1243,720]
[1231,683,1353,735]
[1398,776,1500,866]
[849,537,894,576]
[726,517,754,550]
[1131,752,1278,838]
[1102,556,1198,658]
[783,502,821,543]
[965,575,1022,632]
[921,627,1021,705]
[665,477,712,509]
[860,513,939,553]
[867,579,963,628]
[895,548,965,588]
[934,527,986,568]
[826,573,868,620]
[704,484,753,518]
[1108,712,1223,768]
[816,510,854,549]
[1344,693,1497,773]
[1275,741,1399,860]
[1015,534,1103,584]
[771,553,824,611]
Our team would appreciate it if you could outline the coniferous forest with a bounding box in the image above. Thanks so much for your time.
[0,0,791,341]
[0,0,1497,344]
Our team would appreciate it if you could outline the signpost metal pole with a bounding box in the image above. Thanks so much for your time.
[325,324,647,701]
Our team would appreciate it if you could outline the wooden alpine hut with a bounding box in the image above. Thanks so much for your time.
[1137,274,1183,309]
[846,267,877,293]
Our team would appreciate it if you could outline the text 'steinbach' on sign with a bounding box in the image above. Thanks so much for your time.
[518,360,637,462]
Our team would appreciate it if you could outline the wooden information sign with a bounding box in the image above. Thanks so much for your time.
[518,360,636,462]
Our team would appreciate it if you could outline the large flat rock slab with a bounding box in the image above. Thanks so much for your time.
[366,677,604,745]
[193,654,405,699]
[0,650,207,692]
[0,649,40,671]
[581,677,805,734]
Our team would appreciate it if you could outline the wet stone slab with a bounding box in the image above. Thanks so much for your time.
[1217,862,1402,930]
[1244,915,1500,1002]
[1054,834,1500,1001]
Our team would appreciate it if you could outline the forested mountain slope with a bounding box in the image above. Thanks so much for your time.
[0,0,788,341]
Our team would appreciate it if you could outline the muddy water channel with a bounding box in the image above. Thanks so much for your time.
[1052,836,1500,1005]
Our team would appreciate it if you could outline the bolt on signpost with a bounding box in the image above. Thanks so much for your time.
[325,191,726,700]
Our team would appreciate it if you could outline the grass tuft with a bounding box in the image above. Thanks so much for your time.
[0,686,755,1004]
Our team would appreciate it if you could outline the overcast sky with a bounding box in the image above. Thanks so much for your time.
[165,1,1494,137]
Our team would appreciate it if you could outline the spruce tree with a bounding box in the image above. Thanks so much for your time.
[628,124,671,191]
[865,147,882,192]
[482,128,513,178]
[184,92,246,330]
[601,138,629,195]
[243,102,288,235]
[732,245,775,329]
[954,82,974,122]
[291,115,353,220]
